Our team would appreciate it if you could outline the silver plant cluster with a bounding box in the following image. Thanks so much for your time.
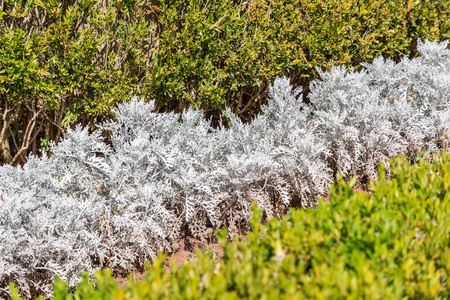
[0,40,449,297]
[310,39,450,180]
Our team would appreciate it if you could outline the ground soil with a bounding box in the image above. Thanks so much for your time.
[114,236,244,286]
[113,184,372,287]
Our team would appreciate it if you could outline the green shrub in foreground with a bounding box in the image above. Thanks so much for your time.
[14,152,450,299]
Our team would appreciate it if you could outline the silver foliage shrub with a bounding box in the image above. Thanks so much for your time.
[0,154,104,297]
[1,39,449,297]
[0,80,330,296]
[308,39,450,180]
[215,78,332,232]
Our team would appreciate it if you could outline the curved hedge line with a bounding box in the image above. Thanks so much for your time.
[1,0,449,165]
[12,152,450,299]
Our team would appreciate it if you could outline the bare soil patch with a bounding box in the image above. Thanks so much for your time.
[113,185,372,287]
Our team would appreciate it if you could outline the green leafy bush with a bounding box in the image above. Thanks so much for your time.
[14,152,448,299]
[151,0,450,117]
[0,0,156,165]
[1,0,449,165]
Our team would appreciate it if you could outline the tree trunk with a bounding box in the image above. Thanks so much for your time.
[1,129,12,164]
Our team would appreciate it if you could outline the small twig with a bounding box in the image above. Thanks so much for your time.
[238,220,241,236]
[11,104,46,165]
[209,12,227,30]
[395,49,407,59]
[0,287,12,299]
[202,0,210,11]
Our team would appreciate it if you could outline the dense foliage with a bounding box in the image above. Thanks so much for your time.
[11,151,450,299]
[310,39,450,180]
[1,0,449,165]
[0,39,449,298]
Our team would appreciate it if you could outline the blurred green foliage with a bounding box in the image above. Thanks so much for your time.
[11,151,449,299]
[1,0,449,165]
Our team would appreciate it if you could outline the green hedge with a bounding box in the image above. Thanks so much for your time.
[153,0,450,116]
[1,0,450,165]
[11,152,449,299]
[0,0,155,164]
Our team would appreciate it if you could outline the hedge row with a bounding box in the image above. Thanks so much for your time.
[1,38,449,298]
[10,152,450,299]
[1,0,449,165]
